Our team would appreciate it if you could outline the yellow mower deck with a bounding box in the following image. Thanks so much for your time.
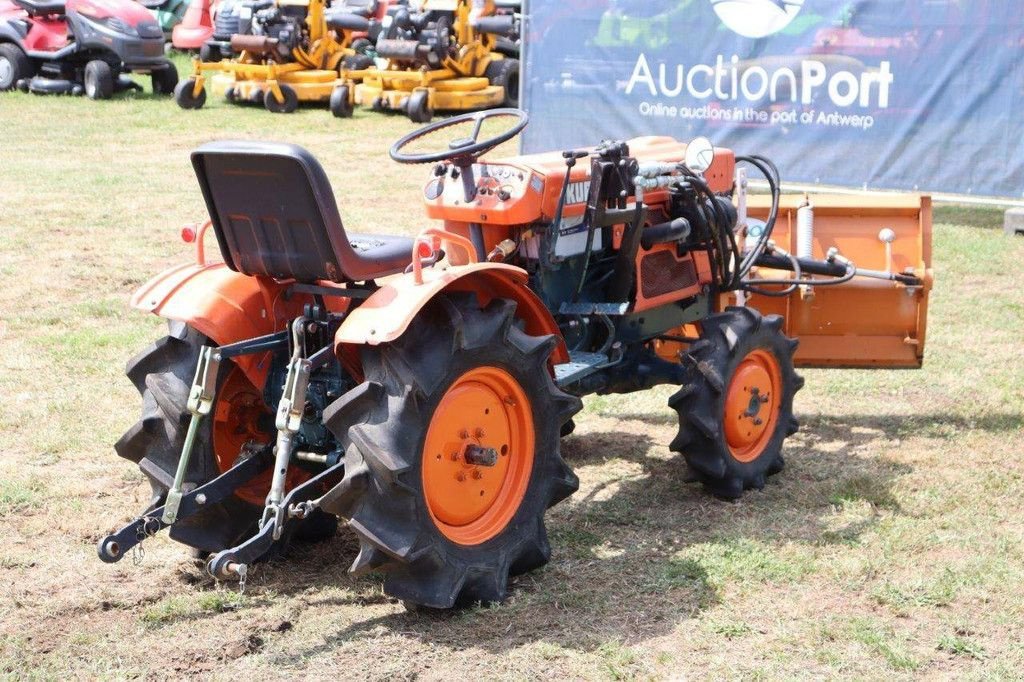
[356,72,504,113]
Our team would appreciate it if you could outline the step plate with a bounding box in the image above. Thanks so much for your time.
[554,351,608,387]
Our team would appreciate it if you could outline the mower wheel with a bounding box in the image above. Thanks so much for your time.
[264,84,298,113]
[323,294,581,609]
[224,86,236,102]
[151,64,179,96]
[199,43,219,63]
[407,89,432,123]
[174,79,206,109]
[668,307,803,500]
[0,44,32,91]
[115,322,337,553]
[329,84,353,118]
[341,53,374,72]
[485,57,519,108]
[84,60,114,100]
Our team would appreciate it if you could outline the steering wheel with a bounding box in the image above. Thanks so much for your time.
[389,108,529,166]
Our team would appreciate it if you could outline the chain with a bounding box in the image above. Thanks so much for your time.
[131,516,161,566]
[236,564,248,595]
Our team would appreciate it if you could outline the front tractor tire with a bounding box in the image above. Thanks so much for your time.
[669,307,804,500]
[324,295,581,609]
[115,322,334,553]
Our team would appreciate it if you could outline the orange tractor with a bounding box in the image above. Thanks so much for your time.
[99,110,932,609]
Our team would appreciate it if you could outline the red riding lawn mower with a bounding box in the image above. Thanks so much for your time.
[99,110,932,609]
[0,0,178,98]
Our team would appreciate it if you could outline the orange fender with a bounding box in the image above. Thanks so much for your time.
[130,262,303,388]
[335,263,569,365]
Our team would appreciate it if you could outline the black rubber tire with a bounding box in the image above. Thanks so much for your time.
[174,79,207,109]
[151,63,179,95]
[322,294,581,609]
[484,57,519,108]
[329,84,353,118]
[264,84,298,113]
[341,53,374,72]
[350,37,372,54]
[199,43,218,63]
[668,307,803,500]
[116,322,338,553]
[84,60,114,100]
[406,89,432,123]
[0,43,33,91]
[115,322,262,551]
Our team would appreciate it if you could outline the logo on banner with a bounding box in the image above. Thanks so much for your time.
[710,0,804,39]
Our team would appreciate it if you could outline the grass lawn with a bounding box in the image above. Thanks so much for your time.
[1,66,1023,679]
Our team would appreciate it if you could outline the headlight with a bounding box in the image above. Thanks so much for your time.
[95,15,139,37]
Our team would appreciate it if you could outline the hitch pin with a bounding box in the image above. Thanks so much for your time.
[163,346,220,524]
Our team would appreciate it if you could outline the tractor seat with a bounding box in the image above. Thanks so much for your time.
[13,0,65,15]
[191,141,414,284]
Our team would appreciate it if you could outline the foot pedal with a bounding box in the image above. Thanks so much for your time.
[554,351,608,387]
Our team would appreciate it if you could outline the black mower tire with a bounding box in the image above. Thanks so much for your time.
[84,60,114,100]
[329,84,353,118]
[323,294,581,609]
[174,79,206,109]
[407,89,432,123]
[115,322,337,553]
[668,307,803,500]
[341,53,374,72]
[264,84,298,113]
[151,63,179,95]
[350,37,372,53]
[199,43,219,63]
[485,57,519,108]
[0,43,32,91]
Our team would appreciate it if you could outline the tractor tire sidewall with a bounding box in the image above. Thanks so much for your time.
[715,327,796,482]
[84,60,114,100]
[325,295,580,608]
[115,323,262,551]
[0,44,32,91]
[671,308,800,498]
[400,334,561,567]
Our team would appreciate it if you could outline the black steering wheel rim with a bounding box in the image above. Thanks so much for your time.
[389,107,529,165]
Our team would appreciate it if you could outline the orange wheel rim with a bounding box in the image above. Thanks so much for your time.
[421,366,534,546]
[723,349,782,463]
[212,367,307,506]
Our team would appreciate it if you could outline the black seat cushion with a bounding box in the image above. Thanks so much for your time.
[191,140,413,283]
[13,0,65,15]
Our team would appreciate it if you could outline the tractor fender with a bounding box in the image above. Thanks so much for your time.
[130,261,304,388]
[335,263,569,365]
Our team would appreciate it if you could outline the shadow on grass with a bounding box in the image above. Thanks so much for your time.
[181,409,1011,659]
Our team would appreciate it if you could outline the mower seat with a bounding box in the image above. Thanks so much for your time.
[191,141,413,283]
[13,0,65,15]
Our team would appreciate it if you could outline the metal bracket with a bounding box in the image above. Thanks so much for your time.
[98,448,274,563]
[163,346,220,524]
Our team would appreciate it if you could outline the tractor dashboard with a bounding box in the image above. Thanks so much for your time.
[422,161,544,225]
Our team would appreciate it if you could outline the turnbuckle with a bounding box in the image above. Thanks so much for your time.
[163,346,220,524]
[261,319,311,540]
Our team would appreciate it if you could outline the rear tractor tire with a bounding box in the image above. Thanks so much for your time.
[668,307,803,499]
[115,322,335,554]
[323,294,581,609]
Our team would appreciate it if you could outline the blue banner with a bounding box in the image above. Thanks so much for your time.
[521,0,1024,199]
